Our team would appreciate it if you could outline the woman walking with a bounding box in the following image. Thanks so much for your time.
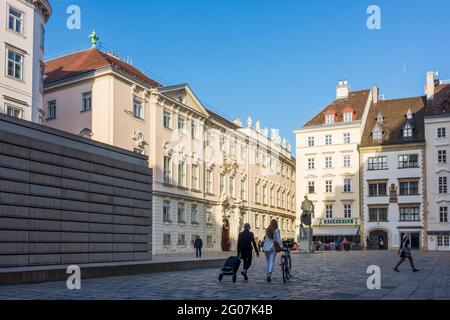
[394,233,419,272]
[262,219,282,282]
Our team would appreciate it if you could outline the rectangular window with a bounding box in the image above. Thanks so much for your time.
[368,182,387,197]
[255,183,261,203]
[178,116,186,134]
[369,207,388,222]
[178,161,186,187]
[163,111,171,129]
[325,180,333,193]
[344,179,352,193]
[8,7,23,33]
[47,100,56,119]
[163,156,172,184]
[438,127,447,138]
[191,165,199,190]
[308,136,315,147]
[344,204,352,218]
[177,203,186,223]
[325,157,333,169]
[220,174,225,194]
[439,177,448,194]
[163,234,171,246]
[344,112,353,123]
[308,181,315,194]
[325,135,332,145]
[163,201,171,223]
[308,158,315,170]
[438,150,447,164]
[230,176,235,198]
[40,25,45,50]
[82,92,92,112]
[132,99,143,119]
[220,136,226,152]
[343,133,351,144]
[326,205,333,218]
[343,156,351,168]
[206,170,213,194]
[398,154,418,168]
[241,179,246,200]
[191,122,199,139]
[206,235,213,248]
[368,156,388,170]
[177,234,186,246]
[240,145,246,161]
[326,114,334,125]
[206,207,213,225]
[399,206,420,222]
[440,207,448,223]
[399,181,419,196]
[7,49,24,81]
[6,104,23,119]
[191,204,198,224]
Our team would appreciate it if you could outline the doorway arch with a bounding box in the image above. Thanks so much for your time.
[369,229,389,250]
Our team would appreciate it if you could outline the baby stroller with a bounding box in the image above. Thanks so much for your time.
[218,256,241,282]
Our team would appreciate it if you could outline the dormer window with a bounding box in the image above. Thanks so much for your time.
[376,112,384,125]
[443,101,449,113]
[325,114,335,125]
[403,123,413,139]
[343,112,353,123]
[372,123,383,142]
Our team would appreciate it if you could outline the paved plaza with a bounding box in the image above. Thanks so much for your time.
[0,251,449,300]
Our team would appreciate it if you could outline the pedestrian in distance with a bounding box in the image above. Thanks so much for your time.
[237,223,260,281]
[262,219,282,282]
[194,236,203,259]
[394,233,419,272]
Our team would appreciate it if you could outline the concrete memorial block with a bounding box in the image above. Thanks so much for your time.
[0,114,153,272]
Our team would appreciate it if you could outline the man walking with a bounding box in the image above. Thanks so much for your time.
[194,236,203,259]
[237,223,259,281]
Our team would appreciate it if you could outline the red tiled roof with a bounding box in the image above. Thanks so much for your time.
[206,109,240,129]
[44,48,161,88]
[304,90,371,127]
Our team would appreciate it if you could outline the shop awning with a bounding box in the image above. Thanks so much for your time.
[312,226,359,237]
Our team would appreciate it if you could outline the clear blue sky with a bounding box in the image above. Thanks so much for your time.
[45,0,450,147]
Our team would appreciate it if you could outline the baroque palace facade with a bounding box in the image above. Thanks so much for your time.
[295,72,450,251]
[42,47,296,255]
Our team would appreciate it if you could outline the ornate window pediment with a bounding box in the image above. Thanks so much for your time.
[132,130,146,149]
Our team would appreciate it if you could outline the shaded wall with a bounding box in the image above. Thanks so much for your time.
[0,114,152,268]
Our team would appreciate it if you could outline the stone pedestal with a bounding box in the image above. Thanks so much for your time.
[298,227,314,253]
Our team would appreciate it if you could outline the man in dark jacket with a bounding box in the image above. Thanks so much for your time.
[194,236,203,259]
[237,223,259,281]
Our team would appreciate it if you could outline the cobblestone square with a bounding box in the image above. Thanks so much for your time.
[0,251,449,300]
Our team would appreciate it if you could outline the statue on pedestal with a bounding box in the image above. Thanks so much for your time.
[299,196,315,253]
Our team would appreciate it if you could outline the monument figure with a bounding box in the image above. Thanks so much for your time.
[299,196,315,253]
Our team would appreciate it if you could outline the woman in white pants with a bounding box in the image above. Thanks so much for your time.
[262,219,282,282]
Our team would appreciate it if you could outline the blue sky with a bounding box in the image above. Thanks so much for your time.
[45,0,450,146]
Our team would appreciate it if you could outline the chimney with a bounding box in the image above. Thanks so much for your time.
[372,85,379,104]
[336,80,349,99]
[425,71,439,100]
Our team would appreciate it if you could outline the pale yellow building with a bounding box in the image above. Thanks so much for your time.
[43,48,296,255]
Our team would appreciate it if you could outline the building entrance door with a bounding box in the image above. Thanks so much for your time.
[369,230,388,250]
[400,232,420,250]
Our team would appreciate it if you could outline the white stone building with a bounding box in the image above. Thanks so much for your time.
[424,72,450,251]
[360,92,427,250]
[0,0,51,123]
[294,81,372,245]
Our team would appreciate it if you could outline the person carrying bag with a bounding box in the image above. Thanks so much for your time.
[263,219,282,282]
